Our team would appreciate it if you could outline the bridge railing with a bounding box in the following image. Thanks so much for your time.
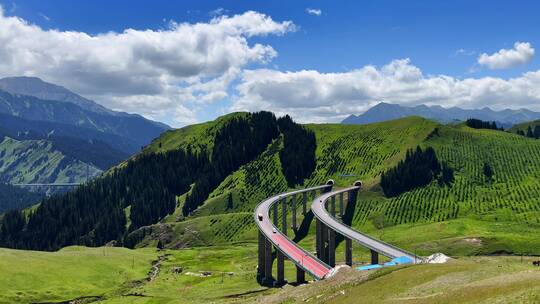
[314,182,422,263]
[254,182,334,283]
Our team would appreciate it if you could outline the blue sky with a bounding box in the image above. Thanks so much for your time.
[1,1,540,126]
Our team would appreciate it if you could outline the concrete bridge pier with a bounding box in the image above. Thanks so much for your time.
[263,238,273,285]
[296,265,306,284]
[273,203,278,227]
[339,192,344,218]
[370,250,379,265]
[345,238,353,266]
[275,251,286,286]
[316,219,324,260]
[291,195,297,231]
[328,229,336,267]
[321,220,328,263]
[281,198,287,236]
[257,231,266,281]
[302,192,307,215]
[330,196,336,217]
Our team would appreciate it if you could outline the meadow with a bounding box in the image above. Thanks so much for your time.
[5,115,540,303]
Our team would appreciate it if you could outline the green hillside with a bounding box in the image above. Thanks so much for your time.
[0,183,43,213]
[129,116,437,247]
[144,112,249,154]
[270,256,540,304]
[4,112,540,260]
[128,115,540,257]
[509,119,540,134]
[1,244,538,303]
[0,245,269,304]
[3,114,540,303]
[0,136,101,185]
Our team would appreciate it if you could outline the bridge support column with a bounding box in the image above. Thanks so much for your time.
[330,196,336,217]
[292,195,297,231]
[275,251,286,286]
[316,219,322,259]
[370,249,379,265]
[281,198,287,236]
[345,238,353,266]
[339,192,344,218]
[263,238,273,285]
[257,231,265,281]
[273,203,278,226]
[321,221,328,263]
[296,265,306,284]
[328,229,336,267]
[302,192,307,215]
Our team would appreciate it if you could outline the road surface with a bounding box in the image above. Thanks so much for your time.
[312,186,422,263]
[254,185,333,280]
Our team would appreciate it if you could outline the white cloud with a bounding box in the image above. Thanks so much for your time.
[306,8,322,16]
[0,6,294,126]
[38,13,50,21]
[209,7,228,17]
[232,58,540,123]
[3,5,540,127]
[478,42,535,69]
[455,48,475,56]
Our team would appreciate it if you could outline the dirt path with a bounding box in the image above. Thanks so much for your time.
[148,254,168,282]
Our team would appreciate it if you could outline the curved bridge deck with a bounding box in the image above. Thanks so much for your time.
[255,185,333,284]
[312,186,422,263]
[255,182,423,287]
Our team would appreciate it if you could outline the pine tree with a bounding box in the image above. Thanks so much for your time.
[226,193,233,210]
[483,162,494,180]
[381,146,450,197]
[527,126,534,138]
[534,126,540,139]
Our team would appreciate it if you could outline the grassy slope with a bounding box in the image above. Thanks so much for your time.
[349,124,540,255]
[0,245,271,304]
[330,257,540,304]
[0,246,157,304]
[100,245,267,304]
[0,136,101,184]
[509,119,540,134]
[144,112,249,154]
[264,256,540,304]
[3,246,537,304]
[4,115,540,303]
[132,116,438,248]
[132,116,540,256]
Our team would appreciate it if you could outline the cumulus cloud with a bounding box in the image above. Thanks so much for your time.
[232,58,540,123]
[306,8,322,16]
[478,42,535,69]
[0,6,294,125]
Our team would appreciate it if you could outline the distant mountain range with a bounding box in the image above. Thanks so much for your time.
[0,76,170,206]
[342,102,540,128]
[0,77,169,153]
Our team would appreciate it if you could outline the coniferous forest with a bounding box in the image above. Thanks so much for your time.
[0,111,316,251]
[182,111,280,216]
[465,118,503,131]
[380,146,453,197]
[0,183,44,213]
[278,115,317,186]
[516,125,540,139]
